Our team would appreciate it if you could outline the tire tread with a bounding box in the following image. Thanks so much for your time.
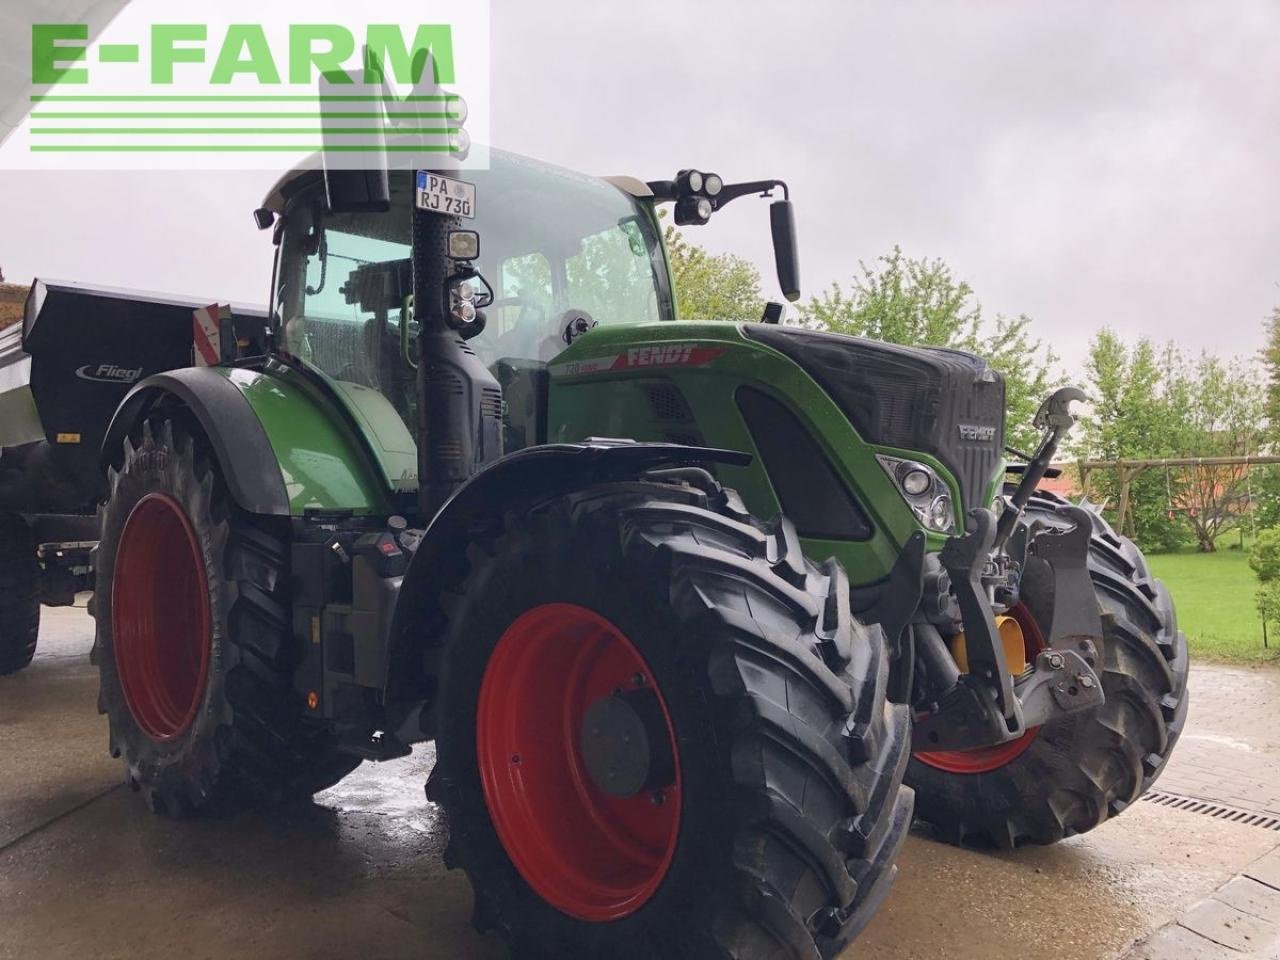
[433,476,912,958]
[907,488,1190,848]
[0,512,39,676]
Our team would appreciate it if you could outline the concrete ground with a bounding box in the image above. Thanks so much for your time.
[2,607,1279,960]
[1127,847,1280,960]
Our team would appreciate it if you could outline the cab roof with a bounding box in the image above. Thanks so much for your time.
[258,145,652,214]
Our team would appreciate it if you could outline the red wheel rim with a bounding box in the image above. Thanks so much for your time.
[914,604,1046,775]
[475,603,681,922]
[111,493,211,742]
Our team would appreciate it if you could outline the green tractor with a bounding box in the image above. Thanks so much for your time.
[5,145,1188,959]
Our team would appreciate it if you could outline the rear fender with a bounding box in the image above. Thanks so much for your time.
[102,366,391,516]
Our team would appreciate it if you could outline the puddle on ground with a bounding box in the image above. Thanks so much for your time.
[1182,732,1257,752]
[314,743,444,842]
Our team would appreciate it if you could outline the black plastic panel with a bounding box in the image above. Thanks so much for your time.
[736,386,872,540]
[495,359,549,453]
[744,325,1005,512]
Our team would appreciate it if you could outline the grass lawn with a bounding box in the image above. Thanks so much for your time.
[1146,546,1280,665]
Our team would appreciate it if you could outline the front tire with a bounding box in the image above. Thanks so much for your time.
[0,511,39,676]
[431,479,912,959]
[907,488,1190,847]
[94,416,359,815]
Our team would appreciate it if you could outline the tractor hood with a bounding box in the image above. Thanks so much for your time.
[743,325,1006,514]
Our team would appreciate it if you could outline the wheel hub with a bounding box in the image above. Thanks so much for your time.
[580,687,676,798]
[914,603,1046,774]
[475,603,681,922]
[111,493,211,742]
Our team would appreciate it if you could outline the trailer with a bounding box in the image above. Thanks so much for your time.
[0,281,265,672]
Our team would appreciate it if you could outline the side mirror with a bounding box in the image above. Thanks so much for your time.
[646,172,802,301]
[769,200,801,302]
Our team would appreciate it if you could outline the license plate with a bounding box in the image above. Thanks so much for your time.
[416,171,476,219]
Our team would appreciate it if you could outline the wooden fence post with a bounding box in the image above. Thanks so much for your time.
[1115,465,1146,538]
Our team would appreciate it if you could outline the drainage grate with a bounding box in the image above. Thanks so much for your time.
[1142,790,1280,831]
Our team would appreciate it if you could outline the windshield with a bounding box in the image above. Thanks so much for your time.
[275,152,673,412]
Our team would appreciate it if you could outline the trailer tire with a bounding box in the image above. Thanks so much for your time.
[0,512,40,676]
[94,416,360,815]
[430,479,913,959]
[907,487,1190,848]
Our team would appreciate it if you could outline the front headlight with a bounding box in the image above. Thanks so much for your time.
[876,454,957,533]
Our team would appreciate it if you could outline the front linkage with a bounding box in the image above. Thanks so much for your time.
[909,387,1106,753]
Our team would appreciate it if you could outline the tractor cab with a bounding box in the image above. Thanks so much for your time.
[272,151,673,382]
[261,149,799,477]
[268,154,674,462]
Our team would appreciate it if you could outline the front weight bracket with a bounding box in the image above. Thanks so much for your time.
[1026,505,1105,651]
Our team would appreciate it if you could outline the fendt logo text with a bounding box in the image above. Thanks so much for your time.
[625,345,696,368]
[957,423,997,442]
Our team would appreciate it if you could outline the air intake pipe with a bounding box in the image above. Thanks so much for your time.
[412,207,503,520]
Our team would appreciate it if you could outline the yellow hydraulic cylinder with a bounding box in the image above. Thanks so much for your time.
[949,615,1029,678]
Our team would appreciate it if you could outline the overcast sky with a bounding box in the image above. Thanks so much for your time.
[1,0,1277,379]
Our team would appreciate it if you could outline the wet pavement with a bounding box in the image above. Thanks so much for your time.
[2,607,1278,960]
[1125,847,1280,959]
[1156,665,1280,819]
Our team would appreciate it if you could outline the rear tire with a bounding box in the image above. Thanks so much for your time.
[0,511,39,676]
[431,478,912,959]
[94,416,360,815]
[907,488,1190,847]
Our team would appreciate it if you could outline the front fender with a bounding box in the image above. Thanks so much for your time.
[102,366,392,516]
[383,441,751,705]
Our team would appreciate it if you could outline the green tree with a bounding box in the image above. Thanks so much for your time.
[1082,332,1265,552]
[1248,527,1280,582]
[797,247,1060,450]
[1261,302,1280,437]
[798,248,982,345]
[1253,303,1280,528]
[1254,470,1280,529]
[565,221,664,323]
[1250,527,1280,647]
[1168,353,1266,551]
[1081,332,1189,552]
[663,226,764,321]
